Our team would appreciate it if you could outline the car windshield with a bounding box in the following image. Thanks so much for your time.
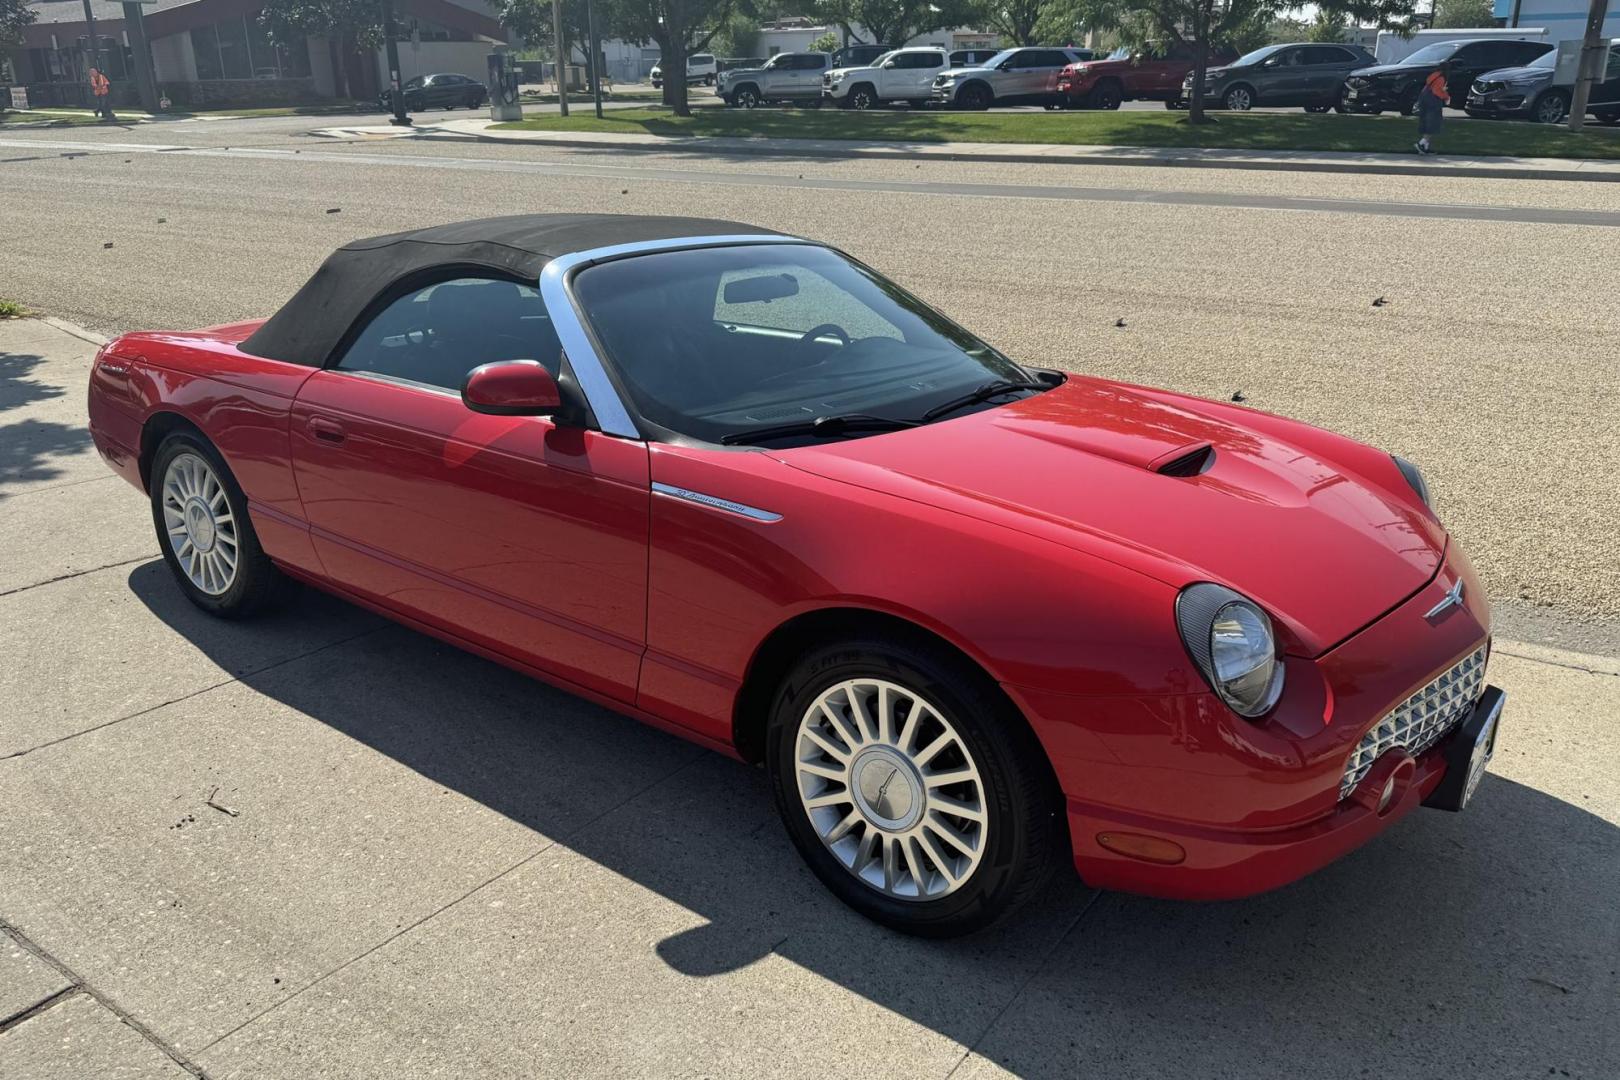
[572,244,1037,445]
[764,54,787,68]
[403,76,424,89]
[979,48,1017,68]
[1404,42,1463,66]
[1232,45,1283,67]
[1527,50,1556,69]
[871,51,897,66]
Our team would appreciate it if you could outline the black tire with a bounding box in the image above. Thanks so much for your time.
[1087,81,1122,110]
[848,85,877,110]
[1223,84,1254,111]
[150,431,283,618]
[1532,89,1568,124]
[1304,103,1330,113]
[766,636,1063,938]
[1398,93,1418,117]
[908,99,929,109]
[956,82,992,110]
[1164,98,1186,110]
[735,85,760,109]
[705,73,715,86]
[1597,111,1620,126]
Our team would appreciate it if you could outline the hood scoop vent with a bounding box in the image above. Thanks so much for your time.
[1152,442,1216,478]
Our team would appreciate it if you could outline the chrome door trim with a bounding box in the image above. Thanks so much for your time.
[537,234,814,440]
[652,481,782,523]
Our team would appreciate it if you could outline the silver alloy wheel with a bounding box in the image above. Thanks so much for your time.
[161,452,238,596]
[1225,87,1252,110]
[794,678,988,900]
[1535,93,1566,124]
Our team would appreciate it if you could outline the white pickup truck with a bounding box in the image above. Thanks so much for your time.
[823,47,949,109]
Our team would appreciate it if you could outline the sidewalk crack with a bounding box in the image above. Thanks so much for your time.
[0,922,210,1078]
[0,552,158,599]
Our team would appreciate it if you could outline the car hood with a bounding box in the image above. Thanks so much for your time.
[1479,64,1549,82]
[770,377,1444,656]
[937,66,992,78]
[827,65,877,78]
[1351,63,1428,80]
[722,67,766,78]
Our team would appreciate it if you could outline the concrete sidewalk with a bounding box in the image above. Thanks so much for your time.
[313,116,1620,182]
[2,316,1617,1079]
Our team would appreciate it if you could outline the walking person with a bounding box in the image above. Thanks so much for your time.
[1414,66,1448,155]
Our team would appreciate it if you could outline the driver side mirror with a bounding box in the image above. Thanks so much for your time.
[462,360,564,417]
[997,60,1014,71]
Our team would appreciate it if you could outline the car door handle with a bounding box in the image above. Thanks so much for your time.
[308,416,346,444]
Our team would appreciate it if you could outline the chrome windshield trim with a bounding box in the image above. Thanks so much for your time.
[652,482,782,523]
[538,234,813,440]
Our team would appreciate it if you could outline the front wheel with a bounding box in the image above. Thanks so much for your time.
[1532,90,1568,124]
[1164,98,1186,110]
[734,86,760,109]
[1304,103,1330,113]
[956,83,992,110]
[1223,85,1254,111]
[1597,111,1620,126]
[767,637,1061,937]
[150,432,283,618]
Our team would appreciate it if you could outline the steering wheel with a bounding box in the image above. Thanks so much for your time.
[798,323,850,351]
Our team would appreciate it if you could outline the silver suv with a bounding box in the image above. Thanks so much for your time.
[718,52,831,108]
[932,46,1089,109]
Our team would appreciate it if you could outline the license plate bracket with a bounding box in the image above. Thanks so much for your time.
[1423,686,1505,812]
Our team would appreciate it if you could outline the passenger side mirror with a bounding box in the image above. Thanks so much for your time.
[462,360,563,417]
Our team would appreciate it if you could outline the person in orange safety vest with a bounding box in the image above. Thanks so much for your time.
[1415,68,1449,155]
[89,67,116,121]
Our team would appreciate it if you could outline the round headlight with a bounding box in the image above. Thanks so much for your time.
[1176,583,1285,718]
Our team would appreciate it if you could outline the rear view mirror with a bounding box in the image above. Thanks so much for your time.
[462,360,563,416]
[723,273,799,304]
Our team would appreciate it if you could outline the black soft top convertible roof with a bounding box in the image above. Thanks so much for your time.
[239,213,782,367]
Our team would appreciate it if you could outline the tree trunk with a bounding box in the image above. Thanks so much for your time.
[665,30,689,117]
[1187,21,1210,124]
[328,36,348,100]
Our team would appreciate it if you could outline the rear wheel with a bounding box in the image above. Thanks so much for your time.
[1223,84,1254,111]
[767,637,1061,937]
[1164,98,1186,110]
[1532,89,1568,124]
[150,432,283,618]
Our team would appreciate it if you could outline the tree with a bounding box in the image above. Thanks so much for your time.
[2,0,35,49]
[607,0,735,114]
[1050,0,1418,123]
[973,0,1047,46]
[810,30,840,51]
[1432,0,1495,28]
[814,0,969,46]
[713,12,761,56]
[259,0,382,99]
[1305,10,1351,42]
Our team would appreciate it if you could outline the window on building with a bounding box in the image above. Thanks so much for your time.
[192,24,224,79]
[216,15,252,78]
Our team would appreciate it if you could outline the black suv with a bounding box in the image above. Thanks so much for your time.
[1342,38,1554,115]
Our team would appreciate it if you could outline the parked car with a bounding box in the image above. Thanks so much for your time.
[824,47,948,109]
[1058,42,1237,109]
[931,47,1091,109]
[88,213,1504,937]
[650,53,718,88]
[949,48,1001,68]
[1342,37,1554,115]
[830,43,896,70]
[1466,44,1620,124]
[718,52,830,108]
[378,73,487,112]
[1186,42,1376,111]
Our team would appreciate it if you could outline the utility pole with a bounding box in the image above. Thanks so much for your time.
[1567,0,1611,131]
[121,1,159,113]
[382,0,411,126]
[587,0,603,118]
[553,0,569,116]
[78,0,112,119]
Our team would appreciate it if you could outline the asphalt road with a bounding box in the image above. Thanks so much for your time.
[0,117,1617,1078]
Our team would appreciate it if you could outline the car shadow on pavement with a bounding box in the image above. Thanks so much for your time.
[129,563,1618,1075]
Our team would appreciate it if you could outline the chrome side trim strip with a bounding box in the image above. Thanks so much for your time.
[652,482,782,523]
[538,234,812,440]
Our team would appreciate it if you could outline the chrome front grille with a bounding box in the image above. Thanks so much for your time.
[1339,645,1487,799]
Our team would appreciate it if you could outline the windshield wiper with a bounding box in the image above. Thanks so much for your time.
[921,379,1045,423]
[719,413,918,446]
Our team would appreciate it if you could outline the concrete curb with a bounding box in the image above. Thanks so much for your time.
[403,122,1620,183]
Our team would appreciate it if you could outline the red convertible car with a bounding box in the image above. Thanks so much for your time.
[87,215,1504,936]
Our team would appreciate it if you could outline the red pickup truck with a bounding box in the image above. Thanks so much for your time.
[1055,44,1237,110]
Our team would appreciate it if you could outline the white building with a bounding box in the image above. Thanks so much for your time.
[1497,0,1620,43]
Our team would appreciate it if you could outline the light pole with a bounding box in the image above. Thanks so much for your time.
[1567,0,1612,131]
[553,0,569,116]
[382,0,411,126]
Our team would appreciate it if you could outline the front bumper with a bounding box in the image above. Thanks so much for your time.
[1012,546,1498,900]
[930,84,956,103]
[1340,83,1404,111]
[1465,89,1532,117]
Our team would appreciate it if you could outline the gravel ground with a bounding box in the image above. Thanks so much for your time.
[3,126,1616,626]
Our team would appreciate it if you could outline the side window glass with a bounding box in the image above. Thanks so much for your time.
[336,278,561,391]
[1606,49,1620,81]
